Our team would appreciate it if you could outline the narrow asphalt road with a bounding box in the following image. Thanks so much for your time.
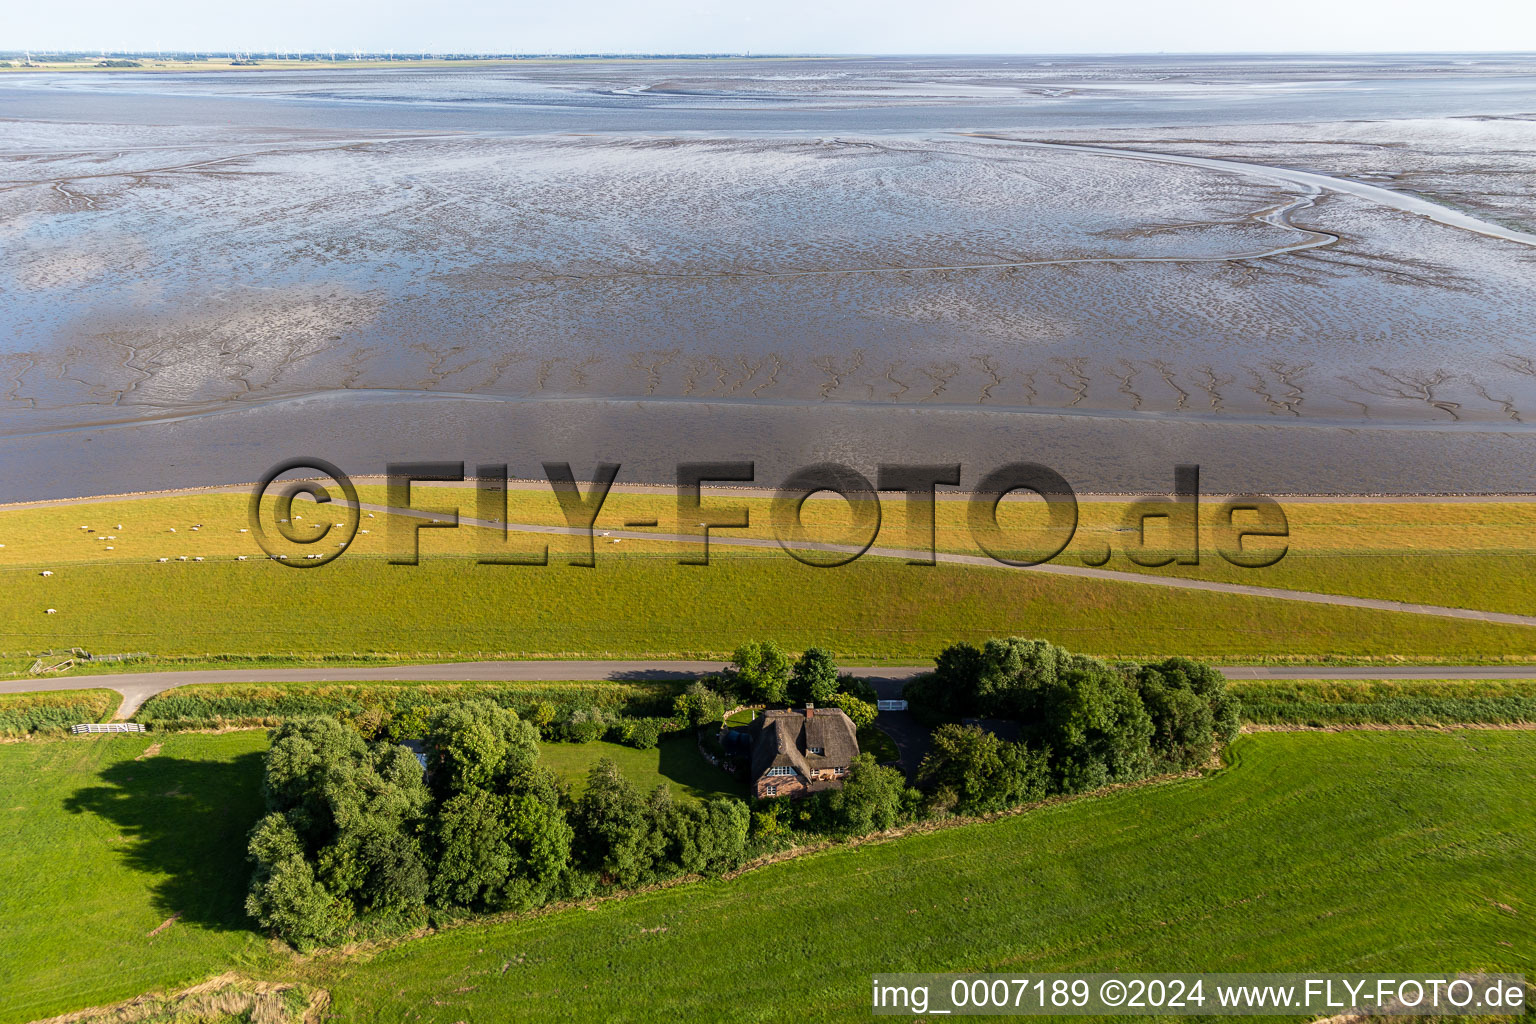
[7,661,1536,720]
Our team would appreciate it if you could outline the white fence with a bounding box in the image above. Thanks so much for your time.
[876,699,908,711]
[71,723,146,734]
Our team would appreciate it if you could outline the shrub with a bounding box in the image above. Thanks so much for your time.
[0,689,119,736]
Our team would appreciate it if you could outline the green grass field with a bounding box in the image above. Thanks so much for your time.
[0,732,278,1022]
[292,730,1536,1021]
[536,735,745,803]
[4,730,1531,1022]
[5,493,1536,668]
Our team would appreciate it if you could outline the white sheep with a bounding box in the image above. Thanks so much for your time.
[115,524,123,530]
[79,525,88,530]
[359,529,370,534]
[157,558,169,562]
[236,555,248,561]
[40,570,53,577]
[238,528,248,533]
[45,608,56,614]
[366,513,374,518]
[105,546,114,550]
[177,555,188,561]
[169,527,176,533]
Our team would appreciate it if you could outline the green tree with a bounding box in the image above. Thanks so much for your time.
[674,681,726,727]
[503,784,573,908]
[829,692,877,730]
[789,647,840,705]
[1039,665,1155,792]
[431,789,514,909]
[730,640,792,705]
[918,724,1050,815]
[571,758,665,887]
[1135,657,1240,766]
[660,797,750,876]
[258,718,432,926]
[244,813,350,949]
[828,754,908,833]
[424,700,540,796]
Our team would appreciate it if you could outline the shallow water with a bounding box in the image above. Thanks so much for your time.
[1,55,1534,499]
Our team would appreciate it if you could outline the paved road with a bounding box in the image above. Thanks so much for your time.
[8,660,1536,720]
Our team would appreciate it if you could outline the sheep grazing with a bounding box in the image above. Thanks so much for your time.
[45,608,56,614]
[359,529,370,534]
[40,570,53,577]
[238,528,249,533]
[177,556,188,561]
[115,524,123,530]
[157,558,169,562]
[236,555,248,561]
[79,525,89,530]
[169,528,176,533]
[194,556,204,562]
[105,546,114,550]
[366,513,374,518]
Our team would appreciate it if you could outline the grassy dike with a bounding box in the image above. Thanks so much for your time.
[4,492,1536,666]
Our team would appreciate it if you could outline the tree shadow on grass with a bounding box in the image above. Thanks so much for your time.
[63,750,267,933]
[655,734,743,801]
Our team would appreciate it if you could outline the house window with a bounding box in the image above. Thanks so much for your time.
[764,784,777,796]
[766,765,794,777]
[808,746,824,756]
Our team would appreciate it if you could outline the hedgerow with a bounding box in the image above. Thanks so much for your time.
[0,689,119,737]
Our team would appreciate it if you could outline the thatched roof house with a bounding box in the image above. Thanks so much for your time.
[748,704,859,799]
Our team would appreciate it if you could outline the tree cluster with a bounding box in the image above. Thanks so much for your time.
[903,638,1241,796]
[246,700,747,948]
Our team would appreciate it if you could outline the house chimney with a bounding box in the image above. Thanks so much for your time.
[805,703,814,718]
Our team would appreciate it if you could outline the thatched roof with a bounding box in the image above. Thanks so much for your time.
[749,706,859,784]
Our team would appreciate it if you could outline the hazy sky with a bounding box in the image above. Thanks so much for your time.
[10,0,1536,54]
